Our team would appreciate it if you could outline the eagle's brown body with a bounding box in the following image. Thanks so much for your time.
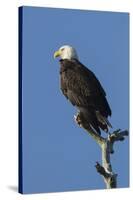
[59,58,112,135]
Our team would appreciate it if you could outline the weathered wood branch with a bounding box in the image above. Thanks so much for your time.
[75,112,128,189]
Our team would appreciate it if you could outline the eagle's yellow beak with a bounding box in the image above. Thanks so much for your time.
[54,50,61,58]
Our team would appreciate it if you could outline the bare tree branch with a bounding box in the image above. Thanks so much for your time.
[75,112,128,189]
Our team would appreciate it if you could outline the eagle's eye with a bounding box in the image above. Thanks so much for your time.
[60,48,65,52]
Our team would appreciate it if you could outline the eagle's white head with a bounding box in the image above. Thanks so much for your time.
[54,45,79,60]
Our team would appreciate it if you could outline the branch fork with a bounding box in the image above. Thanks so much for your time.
[74,112,128,189]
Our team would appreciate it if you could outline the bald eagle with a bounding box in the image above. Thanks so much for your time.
[54,45,112,135]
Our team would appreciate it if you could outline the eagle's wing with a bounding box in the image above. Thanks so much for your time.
[60,59,111,117]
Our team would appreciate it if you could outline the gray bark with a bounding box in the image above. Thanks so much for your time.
[75,113,128,189]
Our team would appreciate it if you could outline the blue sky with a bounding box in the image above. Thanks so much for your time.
[21,6,129,194]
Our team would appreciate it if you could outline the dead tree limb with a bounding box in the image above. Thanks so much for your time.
[75,113,128,189]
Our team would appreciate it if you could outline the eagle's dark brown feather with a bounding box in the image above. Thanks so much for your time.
[59,59,112,135]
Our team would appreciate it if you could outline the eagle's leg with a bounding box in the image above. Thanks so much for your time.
[74,111,101,137]
[74,111,88,128]
[74,111,82,127]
